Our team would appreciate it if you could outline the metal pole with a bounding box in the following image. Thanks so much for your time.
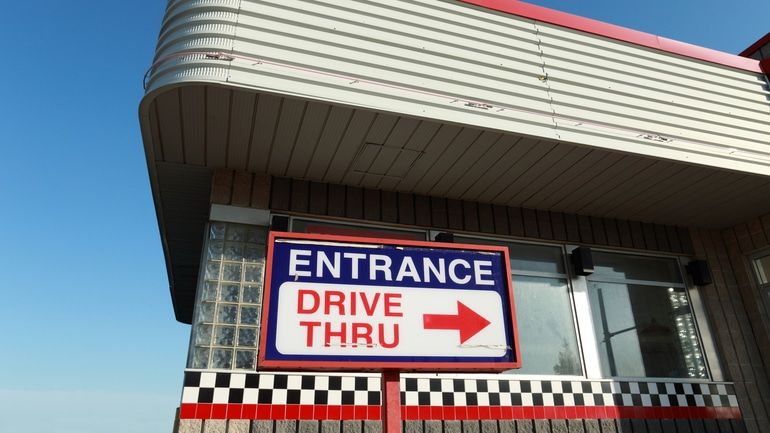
[597,289,617,376]
[381,370,402,433]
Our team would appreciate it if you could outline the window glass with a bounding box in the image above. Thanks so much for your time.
[292,219,425,240]
[754,254,770,285]
[457,236,579,375]
[591,251,683,283]
[587,253,707,379]
[508,243,566,275]
[514,276,581,375]
[456,237,565,275]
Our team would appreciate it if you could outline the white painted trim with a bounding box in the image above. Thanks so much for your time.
[679,257,722,382]
[566,245,604,380]
[210,204,270,226]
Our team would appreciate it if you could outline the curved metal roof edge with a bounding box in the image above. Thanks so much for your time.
[459,0,763,74]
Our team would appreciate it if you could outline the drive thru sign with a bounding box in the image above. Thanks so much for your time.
[258,232,520,371]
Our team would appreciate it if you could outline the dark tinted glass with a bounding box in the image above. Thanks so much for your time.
[588,281,706,378]
[591,252,682,283]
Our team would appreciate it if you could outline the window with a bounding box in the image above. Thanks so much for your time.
[456,236,581,376]
[753,252,770,286]
[292,218,426,240]
[189,214,719,381]
[586,252,707,379]
[188,222,267,370]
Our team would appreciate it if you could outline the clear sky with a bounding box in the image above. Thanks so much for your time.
[0,1,766,432]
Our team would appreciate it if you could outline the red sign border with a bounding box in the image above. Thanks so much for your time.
[257,231,521,371]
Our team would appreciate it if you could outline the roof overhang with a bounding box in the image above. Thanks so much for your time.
[139,0,770,323]
[140,83,770,322]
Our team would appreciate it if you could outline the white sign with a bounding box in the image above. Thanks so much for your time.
[275,282,507,357]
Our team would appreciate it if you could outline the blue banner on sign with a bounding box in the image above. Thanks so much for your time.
[260,233,519,370]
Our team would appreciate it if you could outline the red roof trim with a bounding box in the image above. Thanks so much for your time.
[459,0,763,73]
[761,59,770,75]
[741,32,770,57]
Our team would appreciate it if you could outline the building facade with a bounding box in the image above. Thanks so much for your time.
[139,1,770,432]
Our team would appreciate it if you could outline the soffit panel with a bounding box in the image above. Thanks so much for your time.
[150,85,770,228]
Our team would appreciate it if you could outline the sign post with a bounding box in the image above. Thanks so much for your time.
[258,232,521,431]
[381,370,401,433]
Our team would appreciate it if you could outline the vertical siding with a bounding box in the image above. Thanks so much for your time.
[210,169,693,253]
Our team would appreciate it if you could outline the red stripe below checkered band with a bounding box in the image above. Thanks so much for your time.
[178,403,741,420]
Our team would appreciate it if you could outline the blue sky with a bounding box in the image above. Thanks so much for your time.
[0,1,766,432]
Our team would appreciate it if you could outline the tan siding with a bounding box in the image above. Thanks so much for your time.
[212,169,693,255]
[307,181,327,216]
[210,169,233,205]
[230,172,252,207]
[208,168,770,432]
[251,175,271,209]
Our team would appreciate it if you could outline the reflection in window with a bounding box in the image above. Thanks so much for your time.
[753,253,770,285]
[587,253,707,379]
[456,237,581,376]
[514,276,581,375]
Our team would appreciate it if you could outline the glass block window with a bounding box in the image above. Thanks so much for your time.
[586,252,707,379]
[188,222,266,370]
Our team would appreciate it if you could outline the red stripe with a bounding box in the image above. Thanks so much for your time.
[178,403,741,420]
[760,59,770,75]
[458,0,762,73]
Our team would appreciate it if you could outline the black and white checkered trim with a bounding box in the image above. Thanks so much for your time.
[181,370,739,408]
[400,377,738,408]
[182,371,380,405]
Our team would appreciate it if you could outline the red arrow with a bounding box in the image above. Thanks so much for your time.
[422,301,491,344]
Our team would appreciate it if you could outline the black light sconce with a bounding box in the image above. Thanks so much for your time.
[434,232,454,243]
[686,260,712,286]
[571,246,594,276]
[271,215,289,232]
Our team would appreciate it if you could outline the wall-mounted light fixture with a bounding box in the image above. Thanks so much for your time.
[270,215,289,232]
[686,260,712,286]
[571,246,594,276]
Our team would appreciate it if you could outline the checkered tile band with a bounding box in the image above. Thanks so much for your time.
[179,370,741,421]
